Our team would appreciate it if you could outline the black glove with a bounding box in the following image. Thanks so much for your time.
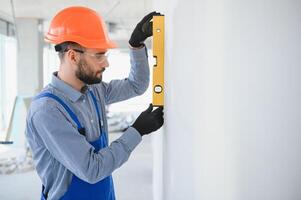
[129,11,162,47]
[132,104,164,136]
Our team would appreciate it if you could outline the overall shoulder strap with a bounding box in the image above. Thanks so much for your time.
[34,92,85,135]
[88,90,101,121]
[88,90,105,135]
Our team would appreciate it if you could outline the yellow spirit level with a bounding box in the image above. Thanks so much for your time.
[152,15,165,107]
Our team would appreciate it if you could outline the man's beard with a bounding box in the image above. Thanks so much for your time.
[75,58,102,85]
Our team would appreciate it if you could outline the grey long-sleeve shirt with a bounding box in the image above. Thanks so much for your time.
[25,47,150,200]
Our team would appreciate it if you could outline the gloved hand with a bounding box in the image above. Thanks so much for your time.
[129,11,162,47]
[132,104,164,136]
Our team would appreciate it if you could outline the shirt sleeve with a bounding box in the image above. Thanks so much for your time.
[30,105,142,184]
[98,46,150,105]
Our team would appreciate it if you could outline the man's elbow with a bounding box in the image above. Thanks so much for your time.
[81,173,106,184]
[136,77,150,95]
[135,86,147,95]
[85,177,99,184]
[77,163,107,184]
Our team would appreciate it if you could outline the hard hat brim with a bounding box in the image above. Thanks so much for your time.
[45,33,118,49]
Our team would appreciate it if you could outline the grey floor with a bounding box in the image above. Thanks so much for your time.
[0,133,153,200]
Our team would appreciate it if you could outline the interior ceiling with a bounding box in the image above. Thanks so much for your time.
[0,0,153,34]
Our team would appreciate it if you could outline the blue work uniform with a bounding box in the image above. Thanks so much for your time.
[25,47,149,200]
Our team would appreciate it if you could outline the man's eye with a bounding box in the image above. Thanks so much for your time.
[95,54,105,59]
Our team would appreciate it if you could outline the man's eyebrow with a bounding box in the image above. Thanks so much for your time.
[95,51,107,55]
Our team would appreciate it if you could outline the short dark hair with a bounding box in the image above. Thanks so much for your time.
[55,41,84,61]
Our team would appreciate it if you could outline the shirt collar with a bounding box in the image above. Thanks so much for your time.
[51,71,86,102]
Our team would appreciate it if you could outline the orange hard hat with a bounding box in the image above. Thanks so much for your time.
[45,6,117,49]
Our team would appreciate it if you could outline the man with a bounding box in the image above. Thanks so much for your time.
[25,6,163,200]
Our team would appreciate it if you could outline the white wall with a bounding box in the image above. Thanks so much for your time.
[16,18,43,96]
[152,0,301,200]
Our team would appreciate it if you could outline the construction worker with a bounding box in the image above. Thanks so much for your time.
[25,6,163,200]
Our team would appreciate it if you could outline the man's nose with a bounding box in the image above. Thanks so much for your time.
[101,59,109,68]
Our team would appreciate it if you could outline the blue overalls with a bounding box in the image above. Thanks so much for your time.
[35,90,115,200]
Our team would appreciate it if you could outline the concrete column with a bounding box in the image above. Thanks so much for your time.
[15,18,43,96]
[152,0,301,200]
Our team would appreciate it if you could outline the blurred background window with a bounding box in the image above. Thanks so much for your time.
[0,18,17,135]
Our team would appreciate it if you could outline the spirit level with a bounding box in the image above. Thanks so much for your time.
[152,15,164,107]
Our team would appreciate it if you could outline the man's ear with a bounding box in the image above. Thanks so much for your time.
[66,50,78,64]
